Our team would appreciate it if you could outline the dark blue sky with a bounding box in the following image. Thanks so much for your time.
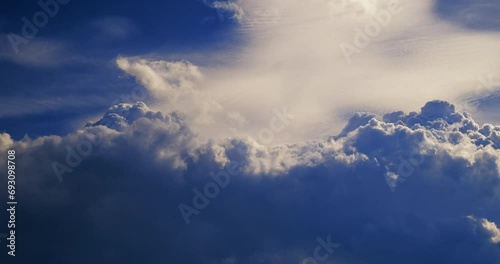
[0,0,239,139]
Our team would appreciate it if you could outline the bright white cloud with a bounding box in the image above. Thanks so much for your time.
[468,216,500,244]
[227,0,500,132]
[119,0,500,143]
[116,57,203,102]
[482,218,500,243]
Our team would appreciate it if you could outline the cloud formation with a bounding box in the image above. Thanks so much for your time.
[197,0,500,133]
[2,99,500,263]
[111,0,500,143]
[4,1,500,263]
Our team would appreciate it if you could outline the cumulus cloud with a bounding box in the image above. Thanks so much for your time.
[116,0,500,143]
[3,99,500,263]
[116,57,203,102]
[115,56,297,142]
[5,0,500,262]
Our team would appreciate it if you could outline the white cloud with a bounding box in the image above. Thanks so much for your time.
[211,1,246,22]
[120,0,500,143]
[195,0,500,139]
[116,57,203,102]
[468,216,500,244]
[482,218,500,243]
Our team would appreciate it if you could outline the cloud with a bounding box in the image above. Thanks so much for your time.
[210,1,246,22]
[4,1,500,262]
[195,0,500,137]
[468,216,500,243]
[116,57,203,103]
[116,56,295,143]
[0,36,68,67]
[482,219,500,244]
[109,0,500,143]
[3,100,500,263]
[327,0,379,18]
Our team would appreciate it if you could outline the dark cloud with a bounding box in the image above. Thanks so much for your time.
[1,100,500,263]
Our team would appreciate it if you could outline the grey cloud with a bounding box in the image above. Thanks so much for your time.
[2,100,500,263]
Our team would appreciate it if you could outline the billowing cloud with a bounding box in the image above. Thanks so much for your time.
[115,0,500,143]
[3,100,500,263]
[196,0,500,133]
[4,0,500,263]
[116,57,203,103]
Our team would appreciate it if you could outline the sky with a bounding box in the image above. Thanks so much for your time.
[1,0,500,263]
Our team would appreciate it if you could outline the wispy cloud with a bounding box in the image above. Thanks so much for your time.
[0,36,68,67]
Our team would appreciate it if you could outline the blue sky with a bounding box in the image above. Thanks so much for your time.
[1,0,500,139]
[1,0,500,263]
[0,0,238,138]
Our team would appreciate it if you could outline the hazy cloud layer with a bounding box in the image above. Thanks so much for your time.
[110,0,500,143]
